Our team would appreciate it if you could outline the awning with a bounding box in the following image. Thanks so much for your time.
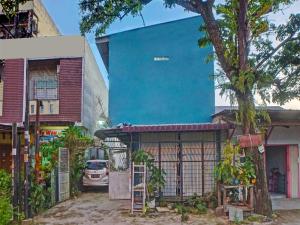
[94,123,233,140]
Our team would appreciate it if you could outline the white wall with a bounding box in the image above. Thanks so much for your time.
[0,36,84,60]
[268,126,300,145]
[83,40,108,134]
[264,126,299,198]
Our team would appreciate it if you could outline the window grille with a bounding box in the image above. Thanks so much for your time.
[30,76,58,100]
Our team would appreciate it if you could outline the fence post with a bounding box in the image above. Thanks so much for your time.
[216,130,221,162]
[201,141,205,196]
[158,142,162,198]
[178,133,183,202]
[12,123,17,219]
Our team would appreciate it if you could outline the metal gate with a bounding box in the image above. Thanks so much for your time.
[58,147,70,202]
[141,140,220,201]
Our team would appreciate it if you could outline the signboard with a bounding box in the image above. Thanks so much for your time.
[58,148,70,202]
[40,126,67,143]
[237,134,263,148]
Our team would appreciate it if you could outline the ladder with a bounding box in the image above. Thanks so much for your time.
[131,162,146,213]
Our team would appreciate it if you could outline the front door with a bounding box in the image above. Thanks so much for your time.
[266,146,287,196]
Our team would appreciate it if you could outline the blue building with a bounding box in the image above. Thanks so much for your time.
[96,16,214,126]
[95,17,231,200]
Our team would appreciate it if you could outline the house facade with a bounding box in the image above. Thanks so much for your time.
[95,17,230,200]
[97,16,214,126]
[213,108,300,199]
[0,36,108,172]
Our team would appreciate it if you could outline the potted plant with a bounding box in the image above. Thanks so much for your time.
[132,150,166,209]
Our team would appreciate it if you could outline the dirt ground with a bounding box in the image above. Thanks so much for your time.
[33,191,300,225]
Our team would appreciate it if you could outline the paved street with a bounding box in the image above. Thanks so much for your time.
[33,191,228,225]
[32,191,300,225]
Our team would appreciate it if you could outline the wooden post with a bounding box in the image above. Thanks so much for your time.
[35,99,40,180]
[217,183,222,206]
[223,187,227,211]
[24,59,31,218]
[12,123,17,219]
[249,186,254,209]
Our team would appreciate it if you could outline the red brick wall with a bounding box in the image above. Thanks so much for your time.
[0,59,24,123]
[30,58,83,123]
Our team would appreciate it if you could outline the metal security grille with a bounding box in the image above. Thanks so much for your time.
[141,140,221,201]
[30,77,58,100]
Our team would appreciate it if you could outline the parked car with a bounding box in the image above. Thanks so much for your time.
[82,160,109,187]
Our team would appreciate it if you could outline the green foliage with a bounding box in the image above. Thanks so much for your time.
[40,126,93,197]
[0,169,11,196]
[132,150,166,197]
[29,172,53,216]
[0,170,12,225]
[30,183,46,215]
[61,126,92,196]
[185,194,208,214]
[215,142,240,185]
[40,138,64,172]
[214,142,256,186]
[0,197,12,225]
[0,0,29,17]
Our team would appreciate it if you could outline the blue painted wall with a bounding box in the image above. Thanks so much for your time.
[109,16,214,125]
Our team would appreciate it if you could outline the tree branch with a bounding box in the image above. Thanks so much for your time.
[255,35,300,70]
[191,1,233,78]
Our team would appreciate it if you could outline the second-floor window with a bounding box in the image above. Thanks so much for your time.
[30,76,58,100]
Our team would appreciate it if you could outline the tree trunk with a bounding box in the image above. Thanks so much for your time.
[237,94,273,217]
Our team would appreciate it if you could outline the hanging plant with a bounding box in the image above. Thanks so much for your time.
[214,142,256,186]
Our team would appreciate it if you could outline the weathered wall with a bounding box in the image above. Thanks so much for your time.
[108,16,214,125]
[33,0,60,36]
[0,0,60,36]
[109,171,131,200]
[0,36,84,60]
[288,145,299,198]
[83,41,108,134]
[27,58,83,123]
[0,59,24,123]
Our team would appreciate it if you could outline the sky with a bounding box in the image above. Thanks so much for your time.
[42,0,300,109]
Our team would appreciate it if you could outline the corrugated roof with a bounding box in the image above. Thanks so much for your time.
[121,123,232,133]
[215,106,285,114]
[94,123,233,140]
[214,107,300,126]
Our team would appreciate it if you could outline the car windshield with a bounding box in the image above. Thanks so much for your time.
[86,161,107,170]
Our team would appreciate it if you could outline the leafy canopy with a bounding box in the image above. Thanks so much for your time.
[0,0,29,17]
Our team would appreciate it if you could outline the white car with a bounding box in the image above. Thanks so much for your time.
[82,160,109,187]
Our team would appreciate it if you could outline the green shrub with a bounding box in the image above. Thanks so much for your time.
[0,170,12,225]
[0,197,13,225]
[195,202,207,214]
[0,169,11,196]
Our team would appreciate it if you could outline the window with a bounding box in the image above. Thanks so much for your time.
[30,76,58,100]
[31,104,35,114]
[35,78,58,100]
[86,161,107,170]
[49,104,53,114]
[40,105,44,113]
